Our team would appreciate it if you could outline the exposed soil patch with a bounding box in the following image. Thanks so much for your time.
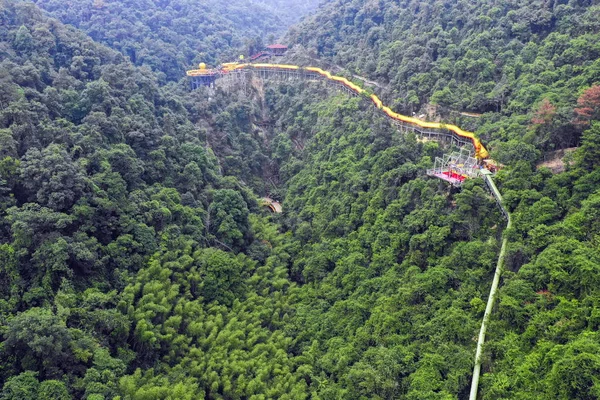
[537,148,577,173]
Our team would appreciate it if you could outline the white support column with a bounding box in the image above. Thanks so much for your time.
[469,175,511,400]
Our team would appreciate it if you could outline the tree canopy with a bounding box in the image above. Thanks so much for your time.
[1,0,600,398]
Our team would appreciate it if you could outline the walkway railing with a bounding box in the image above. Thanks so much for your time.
[214,67,477,156]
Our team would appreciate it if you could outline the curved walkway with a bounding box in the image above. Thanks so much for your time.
[188,63,489,159]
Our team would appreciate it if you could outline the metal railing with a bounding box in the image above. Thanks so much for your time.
[216,68,477,156]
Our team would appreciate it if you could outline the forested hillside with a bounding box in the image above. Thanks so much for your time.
[249,0,324,25]
[2,0,600,399]
[33,0,325,82]
[30,0,281,82]
[289,0,600,159]
[0,1,281,397]
[286,0,600,397]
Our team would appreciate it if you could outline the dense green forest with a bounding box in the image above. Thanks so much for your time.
[1,0,600,399]
[32,0,322,82]
[249,0,323,26]
[289,0,600,158]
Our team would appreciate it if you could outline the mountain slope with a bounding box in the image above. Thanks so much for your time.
[250,0,324,25]
[33,0,328,82]
[0,2,293,397]
[288,0,600,157]
[2,0,600,399]
[32,0,284,81]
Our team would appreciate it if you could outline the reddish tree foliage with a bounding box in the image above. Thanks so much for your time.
[574,85,600,125]
[531,98,556,125]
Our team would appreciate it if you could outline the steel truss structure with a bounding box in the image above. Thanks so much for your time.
[426,148,482,187]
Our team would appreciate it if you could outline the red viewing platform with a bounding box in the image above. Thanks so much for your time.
[427,149,480,187]
[432,171,467,185]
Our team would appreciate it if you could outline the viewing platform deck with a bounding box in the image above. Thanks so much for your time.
[426,149,482,187]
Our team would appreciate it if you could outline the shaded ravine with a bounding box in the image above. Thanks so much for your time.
[193,61,512,398]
